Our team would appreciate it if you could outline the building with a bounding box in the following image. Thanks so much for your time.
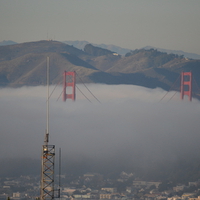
[101,188,117,193]
[100,193,112,199]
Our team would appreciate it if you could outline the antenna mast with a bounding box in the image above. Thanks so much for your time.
[45,57,50,145]
[40,57,55,200]
[44,57,49,146]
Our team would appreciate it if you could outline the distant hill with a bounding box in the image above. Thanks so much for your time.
[63,40,200,59]
[84,44,114,56]
[62,40,89,50]
[0,40,200,93]
[62,40,131,56]
[0,40,17,46]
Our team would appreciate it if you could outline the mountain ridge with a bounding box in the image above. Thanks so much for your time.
[143,46,200,60]
[0,40,200,92]
[2,40,200,59]
[62,40,200,59]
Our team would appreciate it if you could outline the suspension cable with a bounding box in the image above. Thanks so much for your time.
[76,85,92,103]
[159,74,180,102]
[75,72,101,103]
[55,71,101,103]
[193,76,200,96]
[167,91,178,102]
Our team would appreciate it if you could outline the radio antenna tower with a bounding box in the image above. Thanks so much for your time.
[40,57,55,200]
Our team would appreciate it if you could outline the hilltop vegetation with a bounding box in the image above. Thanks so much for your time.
[125,48,183,67]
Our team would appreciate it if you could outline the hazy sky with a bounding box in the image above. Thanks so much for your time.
[0,0,200,54]
[1,84,200,172]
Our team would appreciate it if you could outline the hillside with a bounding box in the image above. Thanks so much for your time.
[83,47,200,90]
[0,40,200,91]
[0,41,102,86]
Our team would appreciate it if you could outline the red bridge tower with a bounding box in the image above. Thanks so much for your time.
[63,71,76,101]
[180,71,192,101]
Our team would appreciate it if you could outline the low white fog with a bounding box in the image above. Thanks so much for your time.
[0,84,200,174]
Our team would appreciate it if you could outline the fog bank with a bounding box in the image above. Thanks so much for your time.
[0,84,200,177]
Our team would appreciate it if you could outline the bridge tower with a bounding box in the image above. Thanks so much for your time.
[63,71,76,102]
[180,71,192,101]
